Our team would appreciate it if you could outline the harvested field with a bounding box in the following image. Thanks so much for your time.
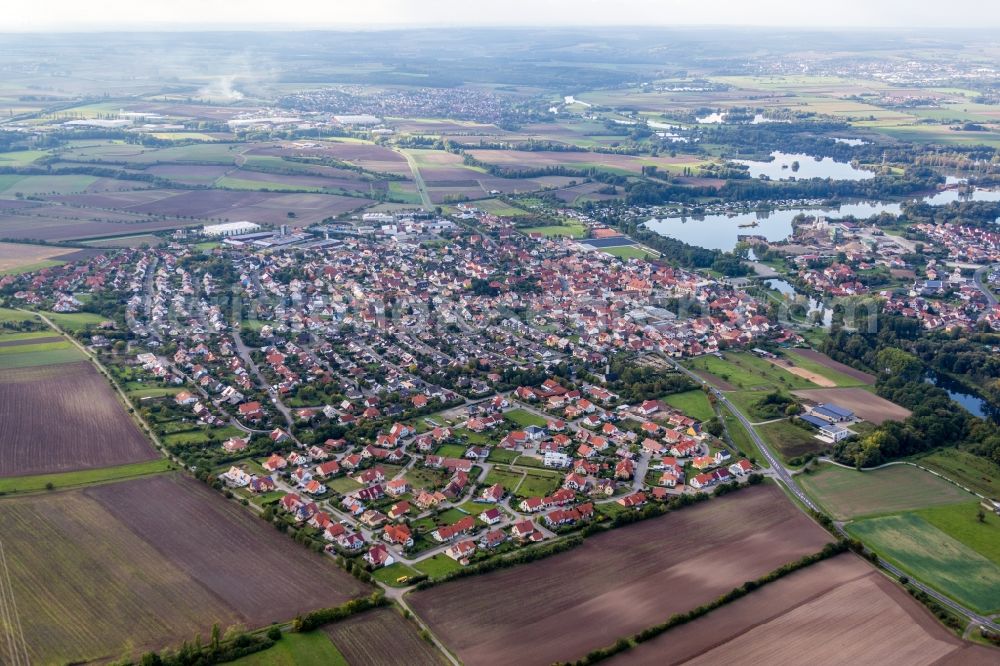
[408,484,832,666]
[0,474,369,664]
[0,242,78,272]
[792,387,910,424]
[88,475,370,622]
[466,149,705,175]
[0,488,238,665]
[767,357,836,386]
[323,608,445,666]
[788,348,876,384]
[49,188,373,226]
[799,462,973,520]
[0,212,205,241]
[0,361,157,477]
[679,562,986,666]
[608,553,991,666]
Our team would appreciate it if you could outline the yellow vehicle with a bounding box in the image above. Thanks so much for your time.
[396,575,410,584]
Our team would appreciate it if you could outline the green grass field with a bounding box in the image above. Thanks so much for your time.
[41,310,107,331]
[686,352,819,391]
[413,553,462,578]
[129,386,184,399]
[482,467,525,491]
[0,174,99,196]
[228,632,348,666]
[0,339,75,356]
[756,419,824,463]
[0,307,40,323]
[847,513,1000,613]
[513,468,562,498]
[911,448,1000,498]
[433,443,467,458]
[663,390,714,421]
[521,223,587,238]
[915,501,1000,567]
[800,463,975,520]
[370,562,420,587]
[602,246,657,260]
[504,408,547,427]
[0,345,87,368]
[0,459,173,496]
[463,198,531,217]
[783,349,869,387]
[0,330,60,343]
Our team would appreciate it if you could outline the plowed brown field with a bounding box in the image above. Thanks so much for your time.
[0,361,157,477]
[408,484,832,666]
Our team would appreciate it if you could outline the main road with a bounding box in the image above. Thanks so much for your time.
[664,353,1000,633]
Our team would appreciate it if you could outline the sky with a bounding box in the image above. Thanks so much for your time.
[5,0,1000,31]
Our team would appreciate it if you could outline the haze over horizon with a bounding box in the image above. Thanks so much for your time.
[6,0,1000,31]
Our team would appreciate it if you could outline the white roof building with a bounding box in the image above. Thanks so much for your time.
[203,221,261,237]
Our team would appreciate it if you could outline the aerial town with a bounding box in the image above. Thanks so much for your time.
[0,15,999,666]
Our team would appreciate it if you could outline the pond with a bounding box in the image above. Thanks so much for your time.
[734,151,876,181]
[765,278,833,328]
[644,187,1000,251]
[926,372,998,421]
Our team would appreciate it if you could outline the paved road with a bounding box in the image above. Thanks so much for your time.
[665,353,1000,633]
[397,148,432,208]
[232,329,296,431]
[973,263,999,307]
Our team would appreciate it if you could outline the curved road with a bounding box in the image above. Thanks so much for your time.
[666,354,1000,633]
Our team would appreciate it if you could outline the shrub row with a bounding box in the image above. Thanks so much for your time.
[292,592,388,633]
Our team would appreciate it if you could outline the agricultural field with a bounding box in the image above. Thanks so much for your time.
[0,474,370,664]
[847,513,1000,613]
[408,484,833,665]
[685,351,819,392]
[608,553,995,665]
[465,149,707,176]
[0,242,83,274]
[0,360,158,476]
[784,348,876,385]
[910,448,1000,499]
[0,458,173,496]
[757,419,828,462]
[228,632,348,666]
[323,608,446,666]
[663,389,714,421]
[800,463,975,520]
[792,387,911,425]
[915,501,1000,567]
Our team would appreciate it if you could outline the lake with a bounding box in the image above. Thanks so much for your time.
[734,151,876,181]
[644,187,1000,251]
[926,372,998,421]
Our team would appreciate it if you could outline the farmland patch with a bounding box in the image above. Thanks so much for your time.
[408,484,832,666]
